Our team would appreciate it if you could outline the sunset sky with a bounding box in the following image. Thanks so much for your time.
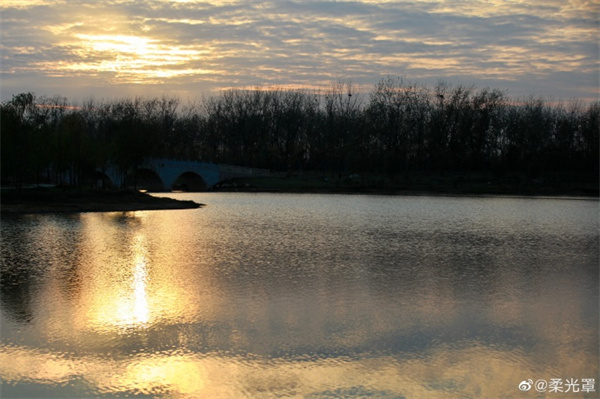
[1,0,598,102]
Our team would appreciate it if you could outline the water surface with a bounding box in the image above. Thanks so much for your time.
[1,194,598,398]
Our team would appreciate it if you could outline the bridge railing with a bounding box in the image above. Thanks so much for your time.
[145,158,270,183]
[143,158,219,171]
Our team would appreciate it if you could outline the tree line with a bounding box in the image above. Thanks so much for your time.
[1,77,598,189]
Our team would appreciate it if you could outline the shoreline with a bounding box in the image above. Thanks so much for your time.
[210,188,599,201]
[2,180,597,215]
[0,189,203,215]
[210,175,599,199]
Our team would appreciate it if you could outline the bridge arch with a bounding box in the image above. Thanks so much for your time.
[135,168,166,191]
[172,171,207,191]
[92,171,114,189]
[100,159,269,190]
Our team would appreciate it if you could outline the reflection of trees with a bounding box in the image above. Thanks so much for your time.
[0,262,40,323]
[1,218,45,324]
[0,215,85,324]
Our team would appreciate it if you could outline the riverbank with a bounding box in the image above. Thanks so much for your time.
[3,172,596,215]
[212,173,599,198]
[0,188,203,214]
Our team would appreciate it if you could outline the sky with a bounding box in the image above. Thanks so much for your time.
[1,0,599,103]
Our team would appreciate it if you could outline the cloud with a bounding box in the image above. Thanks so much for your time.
[1,0,597,101]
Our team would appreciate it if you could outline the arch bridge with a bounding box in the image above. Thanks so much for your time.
[100,159,268,191]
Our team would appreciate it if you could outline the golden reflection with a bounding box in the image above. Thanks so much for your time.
[131,234,150,326]
[2,212,597,398]
[75,230,152,330]
[114,354,207,396]
[1,342,596,398]
[32,213,210,335]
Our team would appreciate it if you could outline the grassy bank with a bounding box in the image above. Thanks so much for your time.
[0,187,202,214]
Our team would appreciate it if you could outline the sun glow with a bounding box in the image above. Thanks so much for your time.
[78,34,155,56]
[59,34,216,82]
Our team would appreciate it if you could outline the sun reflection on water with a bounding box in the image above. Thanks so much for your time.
[0,198,598,398]
[1,342,597,398]
[77,230,154,331]
[131,234,150,326]
[8,212,212,343]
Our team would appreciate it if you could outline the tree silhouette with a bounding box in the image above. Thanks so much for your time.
[1,80,598,193]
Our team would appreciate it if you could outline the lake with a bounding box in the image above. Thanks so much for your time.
[1,193,598,398]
